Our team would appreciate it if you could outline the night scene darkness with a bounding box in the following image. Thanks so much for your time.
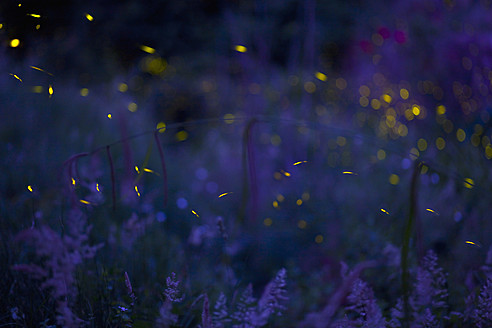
[3,0,492,327]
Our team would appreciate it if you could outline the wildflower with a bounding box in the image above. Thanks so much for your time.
[155,300,178,327]
[213,292,231,327]
[202,294,212,328]
[124,271,136,304]
[413,250,448,312]
[468,278,492,327]
[257,268,288,317]
[164,272,184,302]
[231,284,257,327]
[344,279,386,327]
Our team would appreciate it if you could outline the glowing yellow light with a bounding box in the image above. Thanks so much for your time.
[118,83,128,92]
[72,178,76,186]
[436,137,445,150]
[135,185,140,197]
[139,45,155,54]
[276,194,285,202]
[10,39,20,48]
[464,178,474,189]
[425,208,439,215]
[382,94,392,103]
[398,124,408,137]
[96,183,100,192]
[272,200,279,208]
[191,210,199,218]
[280,170,291,177]
[456,128,466,142]
[85,13,94,21]
[342,171,357,175]
[143,168,157,175]
[263,217,273,226]
[389,174,400,185]
[0,24,3,29]
[465,240,481,247]
[218,192,231,198]
[380,208,389,215]
[293,161,308,166]
[296,199,303,206]
[371,99,381,110]
[400,88,409,100]
[80,88,89,96]
[315,235,324,244]
[141,56,167,75]
[297,220,307,229]
[409,147,420,159]
[80,199,91,204]
[412,105,421,116]
[176,130,188,141]
[359,96,369,107]
[128,102,138,112]
[315,72,327,81]
[27,185,33,192]
[27,13,41,18]
[234,45,247,52]
[377,149,386,160]
[420,165,428,174]
[336,78,347,90]
[336,136,347,147]
[359,85,370,97]
[156,122,166,133]
[10,73,22,82]
[304,81,316,93]
[135,166,140,174]
[437,105,446,115]
[107,113,112,119]
[223,113,235,124]
[486,144,492,159]
[30,66,54,76]
[404,109,414,121]
[417,138,427,151]
[36,24,40,30]
[48,85,53,97]
[271,134,281,146]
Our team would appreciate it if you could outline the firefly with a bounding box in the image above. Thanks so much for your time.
[293,161,308,166]
[465,240,481,247]
[342,171,358,175]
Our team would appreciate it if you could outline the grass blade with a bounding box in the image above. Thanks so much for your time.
[401,161,422,325]
[154,131,168,207]
[106,146,116,211]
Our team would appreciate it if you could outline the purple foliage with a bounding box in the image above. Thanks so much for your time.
[164,272,184,303]
[202,294,213,328]
[467,278,492,327]
[213,292,231,328]
[12,209,103,327]
[343,279,386,327]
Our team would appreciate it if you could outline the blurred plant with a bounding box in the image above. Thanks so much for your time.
[11,208,103,327]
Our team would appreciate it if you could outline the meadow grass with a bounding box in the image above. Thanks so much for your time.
[3,1,492,325]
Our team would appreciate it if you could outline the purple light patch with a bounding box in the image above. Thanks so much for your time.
[177,197,188,209]
[195,167,208,180]
[394,30,407,44]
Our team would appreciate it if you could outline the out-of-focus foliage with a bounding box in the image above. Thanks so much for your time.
[2,0,492,326]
